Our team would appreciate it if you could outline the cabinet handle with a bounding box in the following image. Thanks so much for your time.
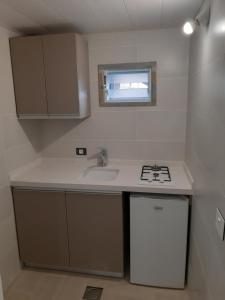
[153,206,163,211]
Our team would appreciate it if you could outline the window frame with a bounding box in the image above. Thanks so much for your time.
[98,62,157,107]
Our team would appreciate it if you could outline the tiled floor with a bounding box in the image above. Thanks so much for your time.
[5,269,190,300]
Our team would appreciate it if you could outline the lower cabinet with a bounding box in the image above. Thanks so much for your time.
[13,189,124,277]
[66,191,124,276]
[13,189,69,267]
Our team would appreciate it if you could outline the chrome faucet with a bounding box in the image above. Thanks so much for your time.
[97,147,108,167]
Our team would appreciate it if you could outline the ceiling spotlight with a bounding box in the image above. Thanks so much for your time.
[183,20,197,35]
[182,0,210,36]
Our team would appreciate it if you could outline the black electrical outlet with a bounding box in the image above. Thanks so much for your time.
[76,147,87,156]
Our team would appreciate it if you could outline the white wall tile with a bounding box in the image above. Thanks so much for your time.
[157,76,188,111]
[76,111,136,140]
[137,29,189,76]
[89,46,138,82]
[135,111,186,141]
[42,28,189,161]
[42,138,77,158]
[136,140,185,161]
[137,44,188,76]
[3,142,40,172]
[0,114,32,150]
[188,235,211,300]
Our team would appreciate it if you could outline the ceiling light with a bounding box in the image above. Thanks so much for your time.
[220,23,225,32]
[215,21,225,35]
[183,20,196,35]
[182,0,210,36]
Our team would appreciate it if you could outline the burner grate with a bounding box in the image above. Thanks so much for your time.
[140,165,171,183]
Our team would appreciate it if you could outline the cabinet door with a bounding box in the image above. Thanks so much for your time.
[13,189,69,267]
[66,192,124,276]
[10,36,48,116]
[42,33,79,115]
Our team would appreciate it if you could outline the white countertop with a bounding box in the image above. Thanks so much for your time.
[10,158,193,195]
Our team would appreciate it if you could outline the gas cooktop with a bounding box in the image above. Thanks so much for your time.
[139,164,172,185]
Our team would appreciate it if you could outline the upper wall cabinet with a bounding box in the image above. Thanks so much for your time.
[10,33,90,119]
[10,36,47,116]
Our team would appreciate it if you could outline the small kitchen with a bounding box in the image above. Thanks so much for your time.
[9,28,192,289]
[0,1,224,300]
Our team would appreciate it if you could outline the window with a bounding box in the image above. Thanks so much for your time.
[98,62,156,107]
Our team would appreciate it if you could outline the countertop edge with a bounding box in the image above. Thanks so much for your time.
[10,181,193,195]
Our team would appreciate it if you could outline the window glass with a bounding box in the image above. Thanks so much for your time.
[98,62,156,107]
[106,70,150,102]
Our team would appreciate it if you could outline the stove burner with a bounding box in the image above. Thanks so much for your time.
[153,173,159,177]
[140,165,172,184]
[151,164,161,172]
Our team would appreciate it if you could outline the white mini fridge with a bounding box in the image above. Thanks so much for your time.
[130,193,189,289]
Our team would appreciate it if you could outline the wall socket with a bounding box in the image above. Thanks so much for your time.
[216,208,225,241]
[76,147,87,156]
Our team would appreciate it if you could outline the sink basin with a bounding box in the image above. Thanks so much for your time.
[82,167,119,181]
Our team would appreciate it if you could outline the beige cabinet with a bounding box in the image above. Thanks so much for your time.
[10,33,90,119]
[10,36,48,116]
[66,191,124,276]
[13,189,69,267]
[13,189,124,277]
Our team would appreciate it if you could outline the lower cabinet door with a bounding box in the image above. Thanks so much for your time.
[66,192,124,276]
[13,189,69,267]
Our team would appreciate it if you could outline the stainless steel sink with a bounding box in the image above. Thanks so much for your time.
[82,167,119,181]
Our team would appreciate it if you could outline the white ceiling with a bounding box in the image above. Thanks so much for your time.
[0,0,203,34]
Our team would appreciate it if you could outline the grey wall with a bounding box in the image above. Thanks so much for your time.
[186,0,225,299]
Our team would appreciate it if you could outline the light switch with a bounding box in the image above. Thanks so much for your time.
[75,148,87,156]
[216,208,225,241]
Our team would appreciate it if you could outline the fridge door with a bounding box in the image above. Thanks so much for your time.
[130,194,189,288]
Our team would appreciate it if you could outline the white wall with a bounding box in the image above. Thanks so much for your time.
[0,26,42,289]
[186,0,225,299]
[42,28,189,161]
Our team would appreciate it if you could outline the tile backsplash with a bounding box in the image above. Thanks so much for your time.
[41,28,189,161]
